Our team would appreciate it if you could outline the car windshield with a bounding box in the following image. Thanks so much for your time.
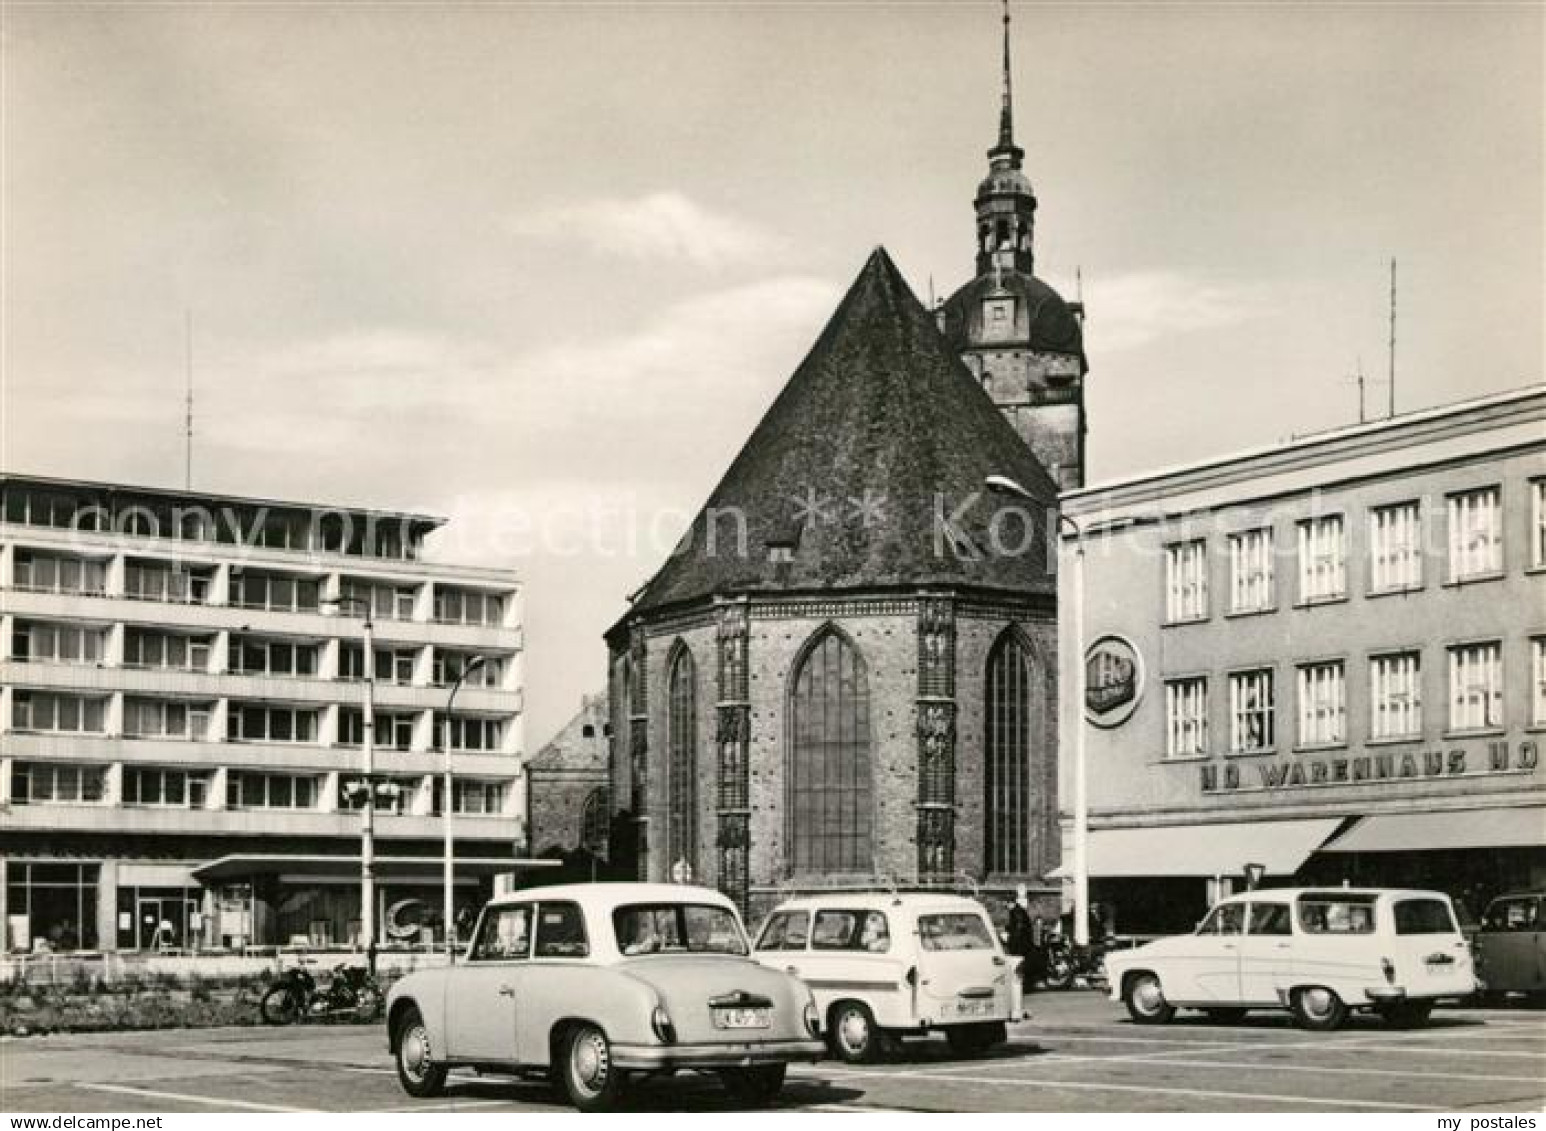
[918,913,994,951]
[612,903,748,956]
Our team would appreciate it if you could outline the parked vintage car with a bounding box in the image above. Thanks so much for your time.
[385,883,825,1111]
[751,892,1022,1062]
[1104,887,1477,1031]
[1475,891,1545,1001]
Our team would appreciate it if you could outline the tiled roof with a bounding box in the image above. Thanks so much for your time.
[624,248,1059,621]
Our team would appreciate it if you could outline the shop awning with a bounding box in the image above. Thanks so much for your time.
[1048,817,1344,879]
[1320,806,1545,854]
[191,854,560,884]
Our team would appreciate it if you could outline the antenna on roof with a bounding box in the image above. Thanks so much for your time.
[184,309,195,489]
[1387,258,1397,418]
[1346,356,1367,424]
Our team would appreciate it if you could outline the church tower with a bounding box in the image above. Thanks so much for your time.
[939,2,1089,490]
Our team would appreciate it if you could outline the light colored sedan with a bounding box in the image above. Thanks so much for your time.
[385,882,825,1111]
[1104,887,1477,1031]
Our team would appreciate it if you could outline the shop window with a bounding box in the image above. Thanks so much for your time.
[5,862,100,953]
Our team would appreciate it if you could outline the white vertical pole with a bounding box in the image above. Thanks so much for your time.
[361,613,376,970]
[1071,528,1090,948]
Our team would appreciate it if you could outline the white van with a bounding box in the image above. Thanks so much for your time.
[751,893,1021,1062]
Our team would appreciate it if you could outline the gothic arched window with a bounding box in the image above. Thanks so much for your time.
[665,644,697,871]
[787,627,872,875]
[581,787,609,855]
[985,629,1040,875]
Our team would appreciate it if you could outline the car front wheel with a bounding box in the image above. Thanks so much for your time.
[719,1063,787,1107]
[1123,973,1175,1025]
[394,1007,448,1098]
[1290,986,1348,1031]
[560,1023,626,1112]
[828,1001,880,1063]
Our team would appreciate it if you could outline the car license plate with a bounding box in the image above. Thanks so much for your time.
[714,1007,771,1030]
[957,999,993,1017]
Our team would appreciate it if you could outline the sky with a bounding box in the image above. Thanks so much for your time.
[2,1,1542,745]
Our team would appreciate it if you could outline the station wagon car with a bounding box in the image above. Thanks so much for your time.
[1475,891,1546,1000]
[752,892,1021,1062]
[385,883,825,1111]
[1104,887,1476,1030]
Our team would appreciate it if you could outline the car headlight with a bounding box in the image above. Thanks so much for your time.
[803,999,821,1037]
[651,1005,677,1044]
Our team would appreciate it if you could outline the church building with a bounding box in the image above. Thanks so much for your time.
[604,10,1087,915]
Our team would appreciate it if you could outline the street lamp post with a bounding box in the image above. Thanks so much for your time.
[326,595,377,972]
[443,654,487,964]
[984,475,1091,948]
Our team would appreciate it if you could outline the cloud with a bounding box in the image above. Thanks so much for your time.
[507,191,789,270]
[1080,270,1270,353]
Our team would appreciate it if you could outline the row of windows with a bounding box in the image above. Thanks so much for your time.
[9,761,507,814]
[2,486,423,559]
[651,623,1042,879]
[7,691,508,750]
[9,622,504,687]
[1163,639,1537,757]
[8,550,508,625]
[1163,482,1543,624]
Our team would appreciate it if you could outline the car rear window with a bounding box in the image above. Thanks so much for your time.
[812,910,891,952]
[918,913,994,951]
[614,903,747,956]
[1393,898,1457,936]
[1297,894,1377,934]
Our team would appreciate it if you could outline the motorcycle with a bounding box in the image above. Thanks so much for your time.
[1040,936,1109,991]
[260,959,383,1025]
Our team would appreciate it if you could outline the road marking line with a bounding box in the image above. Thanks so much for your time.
[79,1083,316,1112]
[363,1099,516,1113]
[1040,1054,1544,1086]
[795,1067,1437,1111]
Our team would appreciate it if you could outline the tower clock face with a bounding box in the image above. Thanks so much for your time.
[983,297,1015,341]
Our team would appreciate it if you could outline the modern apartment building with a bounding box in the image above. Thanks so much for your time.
[1058,386,1545,934]
[0,474,526,954]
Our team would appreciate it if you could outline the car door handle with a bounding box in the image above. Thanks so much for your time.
[784,966,800,975]
[498,984,515,996]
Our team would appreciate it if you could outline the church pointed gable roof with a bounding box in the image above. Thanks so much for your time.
[627,248,1059,619]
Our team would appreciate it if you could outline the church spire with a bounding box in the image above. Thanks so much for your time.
[999,0,1015,150]
[975,0,1035,277]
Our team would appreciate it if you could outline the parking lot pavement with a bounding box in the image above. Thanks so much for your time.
[3,993,1543,1114]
